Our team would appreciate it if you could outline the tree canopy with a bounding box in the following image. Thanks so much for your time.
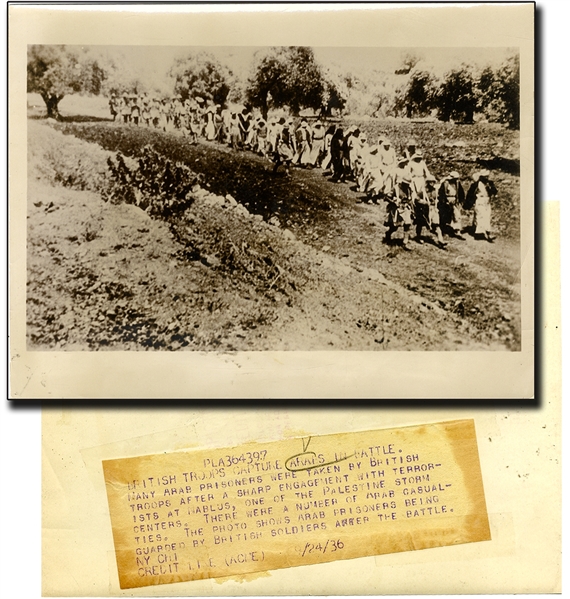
[321,76,347,117]
[436,66,478,123]
[395,52,422,75]
[170,52,232,106]
[478,54,520,129]
[402,70,438,118]
[27,45,107,118]
[246,47,336,119]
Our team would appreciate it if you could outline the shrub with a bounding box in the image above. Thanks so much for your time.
[103,145,198,219]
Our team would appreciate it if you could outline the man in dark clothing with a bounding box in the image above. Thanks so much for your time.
[330,128,345,182]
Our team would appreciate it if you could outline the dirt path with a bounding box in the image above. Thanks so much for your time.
[273,160,520,348]
[29,120,521,351]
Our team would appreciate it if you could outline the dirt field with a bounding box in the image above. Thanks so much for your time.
[26,97,521,351]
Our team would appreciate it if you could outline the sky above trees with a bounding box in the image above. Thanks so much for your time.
[90,45,516,96]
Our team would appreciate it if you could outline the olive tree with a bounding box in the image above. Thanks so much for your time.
[169,52,232,106]
[478,54,520,129]
[27,45,107,119]
[436,65,478,123]
[246,47,332,119]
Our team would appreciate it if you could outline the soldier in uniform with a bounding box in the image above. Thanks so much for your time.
[179,99,191,135]
[272,117,295,175]
[353,133,371,193]
[220,106,232,144]
[130,95,141,126]
[108,93,118,121]
[161,97,172,131]
[214,105,224,143]
[150,98,161,128]
[141,94,151,127]
[173,97,185,130]
[437,171,466,239]
[384,169,414,250]
[195,97,206,137]
[121,96,132,124]
[321,124,336,172]
[365,142,384,202]
[266,117,278,155]
[414,175,447,248]
[187,99,200,141]
[404,138,418,160]
[330,127,346,182]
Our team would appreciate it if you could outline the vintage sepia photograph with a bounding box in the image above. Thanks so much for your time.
[26,44,522,352]
[10,3,534,398]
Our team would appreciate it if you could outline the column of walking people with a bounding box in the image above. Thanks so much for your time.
[109,93,498,251]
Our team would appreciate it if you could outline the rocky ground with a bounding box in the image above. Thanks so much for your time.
[26,110,521,351]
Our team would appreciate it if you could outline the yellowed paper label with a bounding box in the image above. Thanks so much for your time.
[103,419,489,589]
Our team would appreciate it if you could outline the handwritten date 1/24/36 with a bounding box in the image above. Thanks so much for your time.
[301,539,345,557]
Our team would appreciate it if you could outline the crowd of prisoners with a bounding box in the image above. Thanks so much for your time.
[109,93,499,251]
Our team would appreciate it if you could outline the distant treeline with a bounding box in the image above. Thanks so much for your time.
[28,45,519,129]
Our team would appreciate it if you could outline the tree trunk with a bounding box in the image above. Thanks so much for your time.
[43,94,62,119]
[261,95,268,121]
